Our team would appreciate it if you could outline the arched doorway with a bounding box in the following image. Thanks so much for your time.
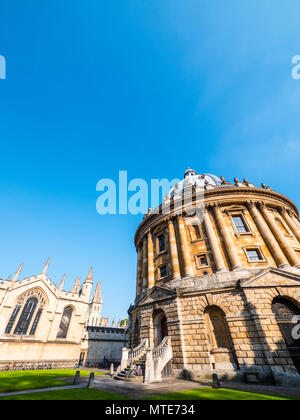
[204,306,238,370]
[153,310,172,377]
[153,311,168,346]
[132,318,140,348]
[272,297,300,373]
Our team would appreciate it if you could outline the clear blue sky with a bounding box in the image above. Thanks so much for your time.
[0,0,300,322]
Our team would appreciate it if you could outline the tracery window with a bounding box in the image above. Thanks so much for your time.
[5,305,21,334]
[14,297,38,335]
[57,306,73,339]
[29,308,43,336]
[5,289,46,337]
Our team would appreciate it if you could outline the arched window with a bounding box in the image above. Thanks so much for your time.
[153,310,168,347]
[57,306,73,339]
[272,297,300,373]
[204,306,232,349]
[13,297,38,335]
[133,318,140,348]
[5,305,21,334]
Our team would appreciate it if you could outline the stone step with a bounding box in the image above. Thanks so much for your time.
[114,374,144,383]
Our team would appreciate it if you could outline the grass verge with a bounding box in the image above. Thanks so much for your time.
[0,369,106,393]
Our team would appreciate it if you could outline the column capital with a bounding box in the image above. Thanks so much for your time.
[246,200,257,210]
[256,201,267,210]
[211,202,221,210]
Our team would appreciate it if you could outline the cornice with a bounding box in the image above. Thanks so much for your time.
[134,186,299,247]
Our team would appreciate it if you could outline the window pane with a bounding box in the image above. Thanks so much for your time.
[160,266,167,278]
[5,305,21,334]
[158,235,165,252]
[197,254,207,266]
[29,309,43,336]
[232,216,248,233]
[14,298,38,335]
[247,250,262,261]
[57,307,73,339]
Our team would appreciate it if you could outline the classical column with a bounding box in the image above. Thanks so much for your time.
[259,203,300,267]
[147,231,155,288]
[203,208,227,272]
[280,208,300,244]
[212,203,242,270]
[247,201,289,268]
[177,216,194,277]
[168,218,181,279]
[142,237,148,290]
[136,245,143,295]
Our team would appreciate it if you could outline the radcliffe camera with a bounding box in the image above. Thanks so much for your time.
[0,0,300,408]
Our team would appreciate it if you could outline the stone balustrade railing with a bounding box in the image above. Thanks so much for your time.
[129,338,148,363]
[153,336,170,360]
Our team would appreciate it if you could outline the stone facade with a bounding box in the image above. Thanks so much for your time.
[0,259,128,369]
[80,326,129,365]
[0,260,94,368]
[129,170,300,385]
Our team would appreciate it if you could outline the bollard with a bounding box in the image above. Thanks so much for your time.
[212,373,220,389]
[87,372,95,388]
[73,370,80,385]
[110,363,114,376]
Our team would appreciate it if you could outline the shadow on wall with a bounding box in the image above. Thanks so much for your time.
[180,288,300,387]
[82,326,129,368]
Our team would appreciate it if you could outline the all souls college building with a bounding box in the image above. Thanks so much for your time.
[0,261,128,369]
[126,169,300,385]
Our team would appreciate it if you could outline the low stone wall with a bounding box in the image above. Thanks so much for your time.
[80,326,129,365]
[0,359,78,370]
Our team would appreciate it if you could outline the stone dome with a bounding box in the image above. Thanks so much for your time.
[168,168,221,198]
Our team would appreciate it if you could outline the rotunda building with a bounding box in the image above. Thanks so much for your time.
[129,169,300,384]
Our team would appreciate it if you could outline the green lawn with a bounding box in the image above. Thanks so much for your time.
[0,369,106,393]
[0,386,295,400]
[0,389,129,401]
[144,388,293,401]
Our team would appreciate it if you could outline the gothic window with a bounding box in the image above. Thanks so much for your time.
[5,305,21,334]
[14,297,38,335]
[57,306,73,339]
[29,309,43,336]
[232,215,249,233]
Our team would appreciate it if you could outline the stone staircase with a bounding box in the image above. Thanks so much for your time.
[114,339,148,382]
[115,337,173,383]
[115,359,146,383]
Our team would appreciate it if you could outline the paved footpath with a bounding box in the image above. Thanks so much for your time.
[0,384,86,398]
[1,375,300,399]
[79,375,300,400]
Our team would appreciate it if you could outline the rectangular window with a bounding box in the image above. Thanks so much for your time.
[160,265,167,278]
[196,254,208,267]
[232,215,249,233]
[247,249,263,262]
[158,234,165,252]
